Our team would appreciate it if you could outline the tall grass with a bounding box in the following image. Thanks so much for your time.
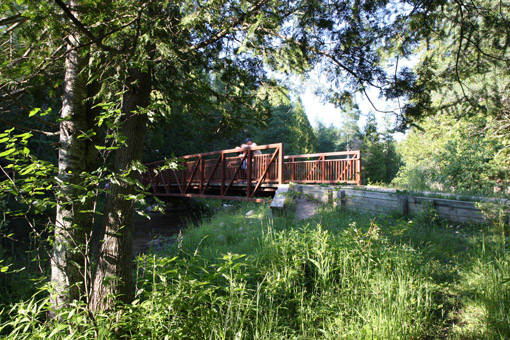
[1,201,509,339]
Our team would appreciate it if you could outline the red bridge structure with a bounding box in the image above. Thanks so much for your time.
[141,143,361,202]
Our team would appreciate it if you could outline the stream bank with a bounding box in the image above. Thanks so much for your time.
[132,198,210,254]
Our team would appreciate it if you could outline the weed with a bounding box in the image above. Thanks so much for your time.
[1,201,509,339]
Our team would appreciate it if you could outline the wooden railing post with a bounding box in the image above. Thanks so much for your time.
[278,143,284,185]
[199,156,204,193]
[321,155,325,181]
[182,162,186,193]
[221,153,225,196]
[247,149,252,198]
[356,151,362,185]
[291,156,295,181]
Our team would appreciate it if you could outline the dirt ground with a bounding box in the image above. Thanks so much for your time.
[294,198,319,220]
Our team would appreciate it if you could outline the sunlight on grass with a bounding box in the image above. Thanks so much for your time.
[1,201,509,339]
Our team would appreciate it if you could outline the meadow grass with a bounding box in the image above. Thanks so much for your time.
[126,201,509,339]
[1,201,509,339]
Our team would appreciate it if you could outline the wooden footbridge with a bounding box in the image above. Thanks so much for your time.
[141,143,361,202]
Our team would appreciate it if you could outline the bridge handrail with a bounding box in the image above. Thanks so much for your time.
[144,143,285,168]
[179,143,284,159]
[285,158,357,164]
[284,150,360,160]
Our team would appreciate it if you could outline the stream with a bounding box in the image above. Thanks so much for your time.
[132,209,202,255]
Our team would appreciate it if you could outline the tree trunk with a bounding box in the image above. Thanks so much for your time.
[90,67,151,311]
[51,6,97,306]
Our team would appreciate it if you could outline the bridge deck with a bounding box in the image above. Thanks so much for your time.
[141,143,361,201]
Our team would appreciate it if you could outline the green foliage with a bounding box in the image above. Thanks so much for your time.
[284,99,317,154]
[4,202,510,339]
[393,114,505,194]
[0,128,56,216]
[0,124,182,306]
[315,123,340,153]
[315,103,363,154]
[254,98,317,155]
[362,113,402,184]
[0,200,47,306]
[0,201,10,275]
[143,83,317,159]
[413,200,442,228]
[393,0,510,195]
[144,69,282,160]
[406,0,510,124]
[0,288,120,339]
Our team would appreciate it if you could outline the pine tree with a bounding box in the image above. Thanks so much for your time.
[362,113,387,184]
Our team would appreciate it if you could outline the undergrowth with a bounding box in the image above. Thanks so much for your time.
[1,202,509,339]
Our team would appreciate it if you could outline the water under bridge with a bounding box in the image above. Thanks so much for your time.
[141,143,361,202]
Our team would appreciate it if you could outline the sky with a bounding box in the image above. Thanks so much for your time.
[299,83,406,141]
[295,62,410,142]
[268,59,411,142]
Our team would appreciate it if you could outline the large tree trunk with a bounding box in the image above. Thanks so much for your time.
[51,6,97,306]
[90,67,151,311]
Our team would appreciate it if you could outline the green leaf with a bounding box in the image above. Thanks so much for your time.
[40,108,52,117]
[19,164,36,175]
[136,210,151,219]
[15,132,33,140]
[48,324,67,338]
[28,108,41,117]
[0,148,16,157]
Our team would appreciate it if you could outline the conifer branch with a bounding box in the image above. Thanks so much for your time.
[187,0,269,51]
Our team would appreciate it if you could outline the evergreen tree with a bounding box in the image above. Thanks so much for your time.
[254,98,317,155]
[287,99,317,154]
[362,113,387,184]
[339,103,363,151]
[313,103,363,153]
[382,133,402,183]
[316,123,341,153]
[392,0,510,193]
[359,112,402,184]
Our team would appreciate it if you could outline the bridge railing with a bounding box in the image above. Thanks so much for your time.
[284,150,361,185]
[141,145,361,201]
[141,143,284,200]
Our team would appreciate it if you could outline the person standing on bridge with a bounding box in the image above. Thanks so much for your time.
[242,138,262,181]
[244,138,262,155]
[235,139,261,180]
[236,145,248,178]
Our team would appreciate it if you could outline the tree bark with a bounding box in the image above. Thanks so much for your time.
[90,67,151,311]
[51,2,97,307]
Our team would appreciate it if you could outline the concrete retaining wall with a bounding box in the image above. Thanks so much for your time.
[275,185,508,224]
